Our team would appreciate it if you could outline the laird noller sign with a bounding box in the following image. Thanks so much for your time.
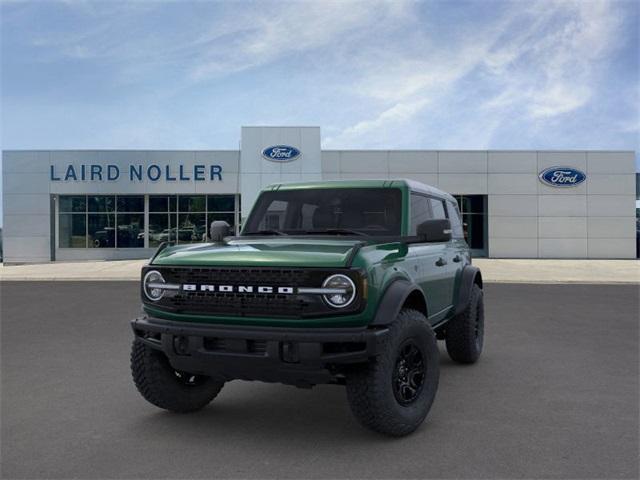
[50,163,223,182]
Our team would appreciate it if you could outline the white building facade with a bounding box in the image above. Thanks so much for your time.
[2,126,637,263]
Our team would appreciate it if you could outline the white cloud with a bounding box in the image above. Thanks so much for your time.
[22,0,411,81]
[3,0,636,153]
[189,1,409,79]
[325,0,629,147]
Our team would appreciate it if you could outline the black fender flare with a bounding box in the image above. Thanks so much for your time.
[370,279,427,326]
[454,265,483,316]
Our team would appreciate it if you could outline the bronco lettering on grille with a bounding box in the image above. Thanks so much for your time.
[182,284,295,294]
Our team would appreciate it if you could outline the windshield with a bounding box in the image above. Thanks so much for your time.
[242,188,402,236]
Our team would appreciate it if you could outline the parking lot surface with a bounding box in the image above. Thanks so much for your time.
[1,282,638,479]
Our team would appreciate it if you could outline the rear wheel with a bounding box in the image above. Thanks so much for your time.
[131,340,224,413]
[445,283,484,364]
[345,309,440,436]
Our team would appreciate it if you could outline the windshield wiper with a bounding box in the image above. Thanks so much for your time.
[243,229,287,236]
[305,228,367,236]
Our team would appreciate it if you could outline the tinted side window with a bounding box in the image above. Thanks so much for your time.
[429,198,447,220]
[410,194,432,234]
[447,200,464,238]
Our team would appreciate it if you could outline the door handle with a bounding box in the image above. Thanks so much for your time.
[435,257,447,267]
[453,255,462,263]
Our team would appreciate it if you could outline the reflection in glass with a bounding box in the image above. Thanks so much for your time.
[59,196,86,213]
[58,194,239,249]
[117,196,144,212]
[88,214,115,248]
[462,213,485,250]
[149,196,168,212]
[88,196,115,212]
[117,213,144,247]
[456,195,485,214]
[207,195,235,212]
[59,214,86,247]
[149,213,176,247]
[178,213,206,243]
[178,195,206,212]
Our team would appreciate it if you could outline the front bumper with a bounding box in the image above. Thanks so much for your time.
[131,316,388,386]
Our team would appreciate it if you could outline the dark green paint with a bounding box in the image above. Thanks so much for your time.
[145,180,471,328]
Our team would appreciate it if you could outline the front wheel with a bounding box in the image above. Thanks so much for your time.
[345,309,440,436]
[131,340,224,413]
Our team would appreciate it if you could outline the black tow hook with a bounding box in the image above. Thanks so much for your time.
[173,336,190,356]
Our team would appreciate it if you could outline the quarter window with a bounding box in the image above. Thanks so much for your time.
[446,201,464,239]
[410,194,432,235]
[429,198,447,220]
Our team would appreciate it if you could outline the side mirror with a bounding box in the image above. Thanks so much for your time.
[416,219,452,243]
[209,220,231,242]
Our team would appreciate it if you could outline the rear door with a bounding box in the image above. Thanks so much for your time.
[445,199,468,304]
[407,193,452,322]
[428,197,458,311]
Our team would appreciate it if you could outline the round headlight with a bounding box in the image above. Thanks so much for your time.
[322,274,356,308]
[143,270,165,301]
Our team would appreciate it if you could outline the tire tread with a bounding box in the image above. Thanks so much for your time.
[131,340,223,413]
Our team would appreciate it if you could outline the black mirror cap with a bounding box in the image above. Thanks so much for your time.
[209,220,231,242]
[416,219,452,242]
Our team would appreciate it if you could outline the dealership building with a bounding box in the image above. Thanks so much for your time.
[1,126,637,263]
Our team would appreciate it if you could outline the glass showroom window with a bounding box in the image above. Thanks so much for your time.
[148,195,237,246]
[453,195,487,254]
[148,195,177,247]
[88,195,115,248]
[58,195,145,248]
[207,195,236,233]
[178,195,207,243]
[116,196,145,248]
[59,196,87,247]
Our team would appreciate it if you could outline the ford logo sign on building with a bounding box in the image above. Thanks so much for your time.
[262,145,301,162]
[538,166,586,187]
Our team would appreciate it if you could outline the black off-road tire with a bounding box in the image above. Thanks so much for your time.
[131,340,224,413]
[445,283,484,364]
[345,309,440,436]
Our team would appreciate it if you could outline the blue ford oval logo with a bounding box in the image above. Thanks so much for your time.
[538,166,586,187]
[261,145,301,162]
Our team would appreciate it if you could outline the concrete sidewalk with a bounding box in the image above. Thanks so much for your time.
[0,258,638,284]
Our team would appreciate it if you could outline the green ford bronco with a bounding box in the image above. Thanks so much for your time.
[130,179,484,436]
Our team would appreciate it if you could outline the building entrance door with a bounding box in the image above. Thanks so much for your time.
[453,195,487,257]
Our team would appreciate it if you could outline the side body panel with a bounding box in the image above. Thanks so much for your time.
[406,242,455,323]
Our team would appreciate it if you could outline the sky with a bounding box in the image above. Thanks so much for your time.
[1,0,639,223]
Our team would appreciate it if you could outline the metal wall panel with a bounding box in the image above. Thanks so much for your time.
[2,143,636,261]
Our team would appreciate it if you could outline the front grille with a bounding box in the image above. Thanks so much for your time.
[145,266,363,319]
[164,267,317,287]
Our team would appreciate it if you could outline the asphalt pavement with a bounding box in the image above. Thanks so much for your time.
[1,282,638,479]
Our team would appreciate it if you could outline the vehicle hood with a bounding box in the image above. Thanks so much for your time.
[151,238,365,268]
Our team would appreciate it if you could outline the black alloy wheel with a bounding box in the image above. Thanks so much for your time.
[392,340,425,405]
